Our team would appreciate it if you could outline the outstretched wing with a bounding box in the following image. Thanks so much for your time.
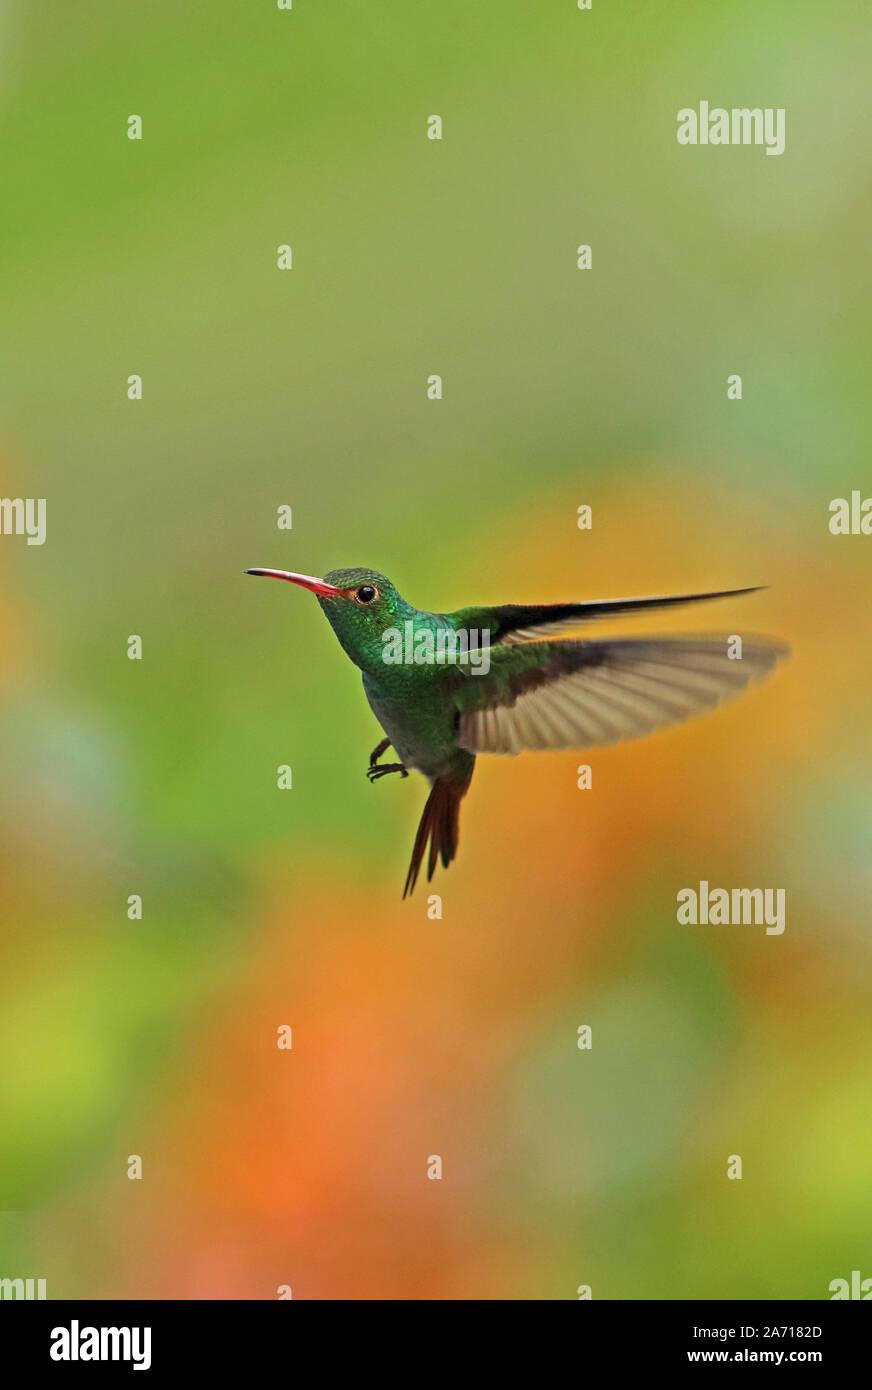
[449,586,763,646]
[453,635,789,755]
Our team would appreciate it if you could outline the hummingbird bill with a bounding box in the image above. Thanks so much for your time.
[246,568,789,897]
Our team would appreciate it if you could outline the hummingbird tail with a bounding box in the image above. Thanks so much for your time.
[403,765,474,898]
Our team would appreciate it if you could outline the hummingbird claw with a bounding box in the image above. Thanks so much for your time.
[369,737,392,768]
[366,762,409,782]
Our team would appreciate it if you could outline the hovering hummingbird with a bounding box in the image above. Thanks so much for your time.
[246,568,788,896]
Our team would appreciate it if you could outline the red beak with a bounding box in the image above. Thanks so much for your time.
[245,568,343,598]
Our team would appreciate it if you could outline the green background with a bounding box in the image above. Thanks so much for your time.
[0,0,869,1298]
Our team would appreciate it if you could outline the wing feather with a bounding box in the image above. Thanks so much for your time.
[456,635,788,755]
[448,587,765,646]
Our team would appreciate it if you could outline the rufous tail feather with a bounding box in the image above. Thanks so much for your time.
[403,767,474,898]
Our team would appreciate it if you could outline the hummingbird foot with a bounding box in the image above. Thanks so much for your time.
[369,737,392,768]
[366,762,409,782]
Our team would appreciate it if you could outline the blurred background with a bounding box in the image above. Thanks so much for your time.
[0,0,870,1299]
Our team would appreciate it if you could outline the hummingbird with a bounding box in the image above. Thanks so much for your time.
[246,568,789,897]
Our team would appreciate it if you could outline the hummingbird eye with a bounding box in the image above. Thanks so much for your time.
[355,584,378,604]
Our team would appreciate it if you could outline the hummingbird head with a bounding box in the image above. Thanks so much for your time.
[245,566,413,672]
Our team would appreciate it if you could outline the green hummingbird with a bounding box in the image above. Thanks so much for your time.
[246,567,788,896]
